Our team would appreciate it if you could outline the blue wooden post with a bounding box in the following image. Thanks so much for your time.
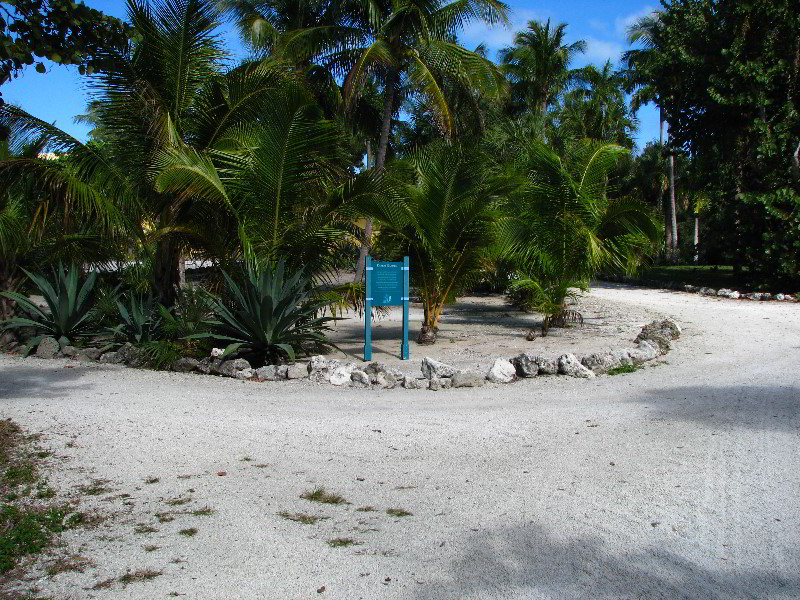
[402,256,410,360]
[364,255,372,361]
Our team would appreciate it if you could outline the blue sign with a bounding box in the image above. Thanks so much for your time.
[364,256,410,361]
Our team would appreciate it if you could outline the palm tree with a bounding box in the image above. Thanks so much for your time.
[1,0,299,305]
[498,19,586,119]
[357,142,518,343]
[623,11,677,256]
[558,61,638,148]
[0,115,125,334]
[233,0,510,279]
[502,141,661,323]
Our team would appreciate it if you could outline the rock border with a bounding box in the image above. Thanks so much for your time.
[16,318,682,392]
[601,274,799,302]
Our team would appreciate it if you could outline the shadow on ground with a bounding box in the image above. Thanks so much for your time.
[628,385,800,434]
[0,364,93,400]
[417,522,799,600]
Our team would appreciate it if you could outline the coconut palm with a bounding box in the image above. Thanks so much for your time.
[498,19,586,118]
[558,60,638,148]
[0,0,302,305]
[502,141,661,325]
[228,0,510,278]
[357,142,519,343]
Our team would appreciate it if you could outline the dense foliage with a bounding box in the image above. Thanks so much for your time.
[5,0,794,355]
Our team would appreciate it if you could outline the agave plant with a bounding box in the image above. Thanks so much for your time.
[197,261,336,365]
[107,293,164,345]
[0,264,98,354]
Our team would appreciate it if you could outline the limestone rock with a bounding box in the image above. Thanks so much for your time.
[776,293,785,300]
[308,355,340,382]
[61,345,78,358]
[235,368,254,380]
[374,371,397,389]
[452,370,485,388]
[286,363,308,380]
[698,287,717,296]
[729,291,740,299]
[76,348,102,361]
[427,378,442,391]
[211,347,225,358]
[580,352,622,374]
[684,285,698,293]
[511,353,540,378]
[99,351,122,364]
[218,358,252,378]
[486,358,516,384]
[717,288,734,297]
[350,370,371,387]
[35,337,60,359]
[172,357,200,373]
[329,366,353,386]
[420,357,456,379]
[117,342,141,366]
[626,340,658,364]
[557,353,596,378]
[402,376,423,389]
[255,365,288,380]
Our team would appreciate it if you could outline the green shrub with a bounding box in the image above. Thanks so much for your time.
[195,261,336,365]
[107,293,163,344]
[0,264,98,355]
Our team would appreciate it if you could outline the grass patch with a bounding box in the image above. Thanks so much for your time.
[119,568,163,586]
[278,511,328,525]
[190,506,214,517]
[300,487,347,505]
[0,505,79,573]
[355,506,377,512]
[607,364,638,376]
[90,577,115,590]
[240,456,253,462]
[155,512,175,523]
[386,508,413,517]
[144,477,160,484]
[165,497,191,507]
[46,554,93,576]
[327,537,358,548]
[178,527,198,537]
[143,545,160,552]
[78,479,112,496]
[133,524,158,534]
[0,419,86,579]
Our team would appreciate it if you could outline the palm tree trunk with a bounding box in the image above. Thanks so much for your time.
[153,238,181,306]
[668,153,678,258]
[354,140,375,282]
[693,215,700,262]
[0,262,20,347]
[354,69,396,282]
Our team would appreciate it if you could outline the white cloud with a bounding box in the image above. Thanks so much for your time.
[614,5,657,37]
[581,37,625,66]
[460,8,545,55]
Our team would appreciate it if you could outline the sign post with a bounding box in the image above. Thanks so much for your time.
[364,256,410,361]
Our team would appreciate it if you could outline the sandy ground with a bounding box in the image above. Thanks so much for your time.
[328,291,662,373]
[1,283,799,599]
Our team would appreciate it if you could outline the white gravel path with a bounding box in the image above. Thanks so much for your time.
[1,283,799,599]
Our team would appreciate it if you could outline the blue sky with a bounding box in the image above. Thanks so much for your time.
[3,0,659,149]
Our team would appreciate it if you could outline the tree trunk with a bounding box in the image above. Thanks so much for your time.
[668,153,678,257]
[0,262,21,348]
[693,215,700,263]
[354,140,375,282]
[152,239,181,306]
[353,70,395,282]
